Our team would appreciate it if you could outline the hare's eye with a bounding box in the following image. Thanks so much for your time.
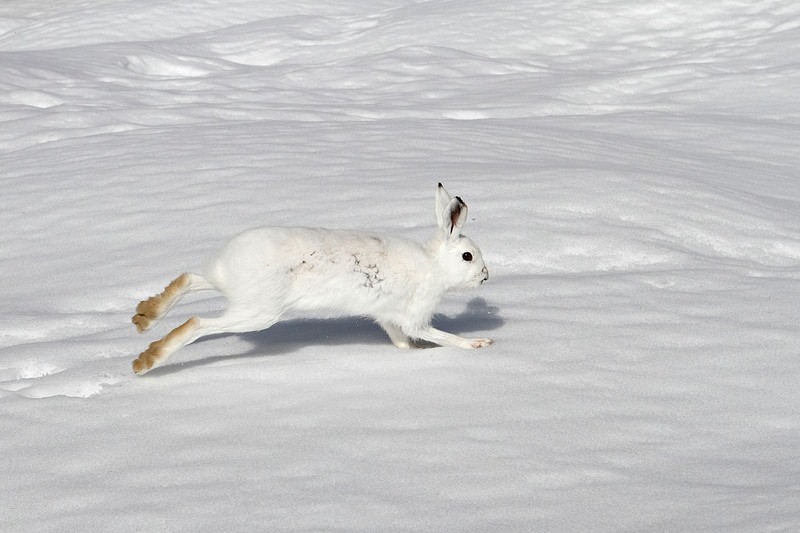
[462,252,473,262]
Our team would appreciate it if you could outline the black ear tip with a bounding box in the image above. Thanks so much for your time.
[438,182,443,188]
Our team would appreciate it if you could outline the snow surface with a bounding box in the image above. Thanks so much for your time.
[2,0,800,530]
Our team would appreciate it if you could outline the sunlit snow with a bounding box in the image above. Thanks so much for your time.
[2,0,799,531]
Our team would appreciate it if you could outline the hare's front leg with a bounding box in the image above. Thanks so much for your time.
[378,321,414,349]
[412,326,493,349]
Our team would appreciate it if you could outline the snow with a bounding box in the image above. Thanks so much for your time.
[2,0,800,530]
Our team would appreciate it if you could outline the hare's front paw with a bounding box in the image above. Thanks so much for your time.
[470,338,493,348]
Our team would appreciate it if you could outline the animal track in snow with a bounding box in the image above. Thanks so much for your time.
[0,360,64,383]
[0,361,124,399]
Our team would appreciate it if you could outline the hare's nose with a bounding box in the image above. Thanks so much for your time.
[481,266,489,281]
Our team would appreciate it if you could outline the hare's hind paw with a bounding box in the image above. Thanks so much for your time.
[132,310,154,333]
[470,338,493,349]
[131,293,166,333]
[132,317,200,375]
[131,273,192,333]
[132,340,162,374]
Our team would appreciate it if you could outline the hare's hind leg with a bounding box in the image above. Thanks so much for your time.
[132,273,214,333]
[133,316,201,374]
[132,306,281,375]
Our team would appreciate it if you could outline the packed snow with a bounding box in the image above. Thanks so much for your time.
[2,0,799,530]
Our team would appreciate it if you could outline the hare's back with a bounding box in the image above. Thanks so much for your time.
[206,227,387,290]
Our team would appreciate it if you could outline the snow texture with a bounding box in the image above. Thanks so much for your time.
[1,0,799,531]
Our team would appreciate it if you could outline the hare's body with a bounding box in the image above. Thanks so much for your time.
[132,184,491,374]
[209,228,437,328]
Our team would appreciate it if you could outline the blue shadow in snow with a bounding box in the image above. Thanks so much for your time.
[141,297,503,376]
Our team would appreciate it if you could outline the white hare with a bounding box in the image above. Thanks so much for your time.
[132,183,492,374]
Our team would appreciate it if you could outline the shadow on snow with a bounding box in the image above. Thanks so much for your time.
[144,297,503,376]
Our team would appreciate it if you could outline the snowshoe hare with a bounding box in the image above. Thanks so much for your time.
[132,183,492,374]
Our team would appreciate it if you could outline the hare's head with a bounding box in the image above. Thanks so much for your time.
[429,183,489,291]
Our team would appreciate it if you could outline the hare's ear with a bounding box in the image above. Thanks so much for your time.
[435,182,453,228]
[442,196,468,239]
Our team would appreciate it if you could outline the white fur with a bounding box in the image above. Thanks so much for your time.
[133,183,492,374]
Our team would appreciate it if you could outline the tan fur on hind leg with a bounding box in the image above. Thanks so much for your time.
[133,317,199,374]
[132,273,191,333]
